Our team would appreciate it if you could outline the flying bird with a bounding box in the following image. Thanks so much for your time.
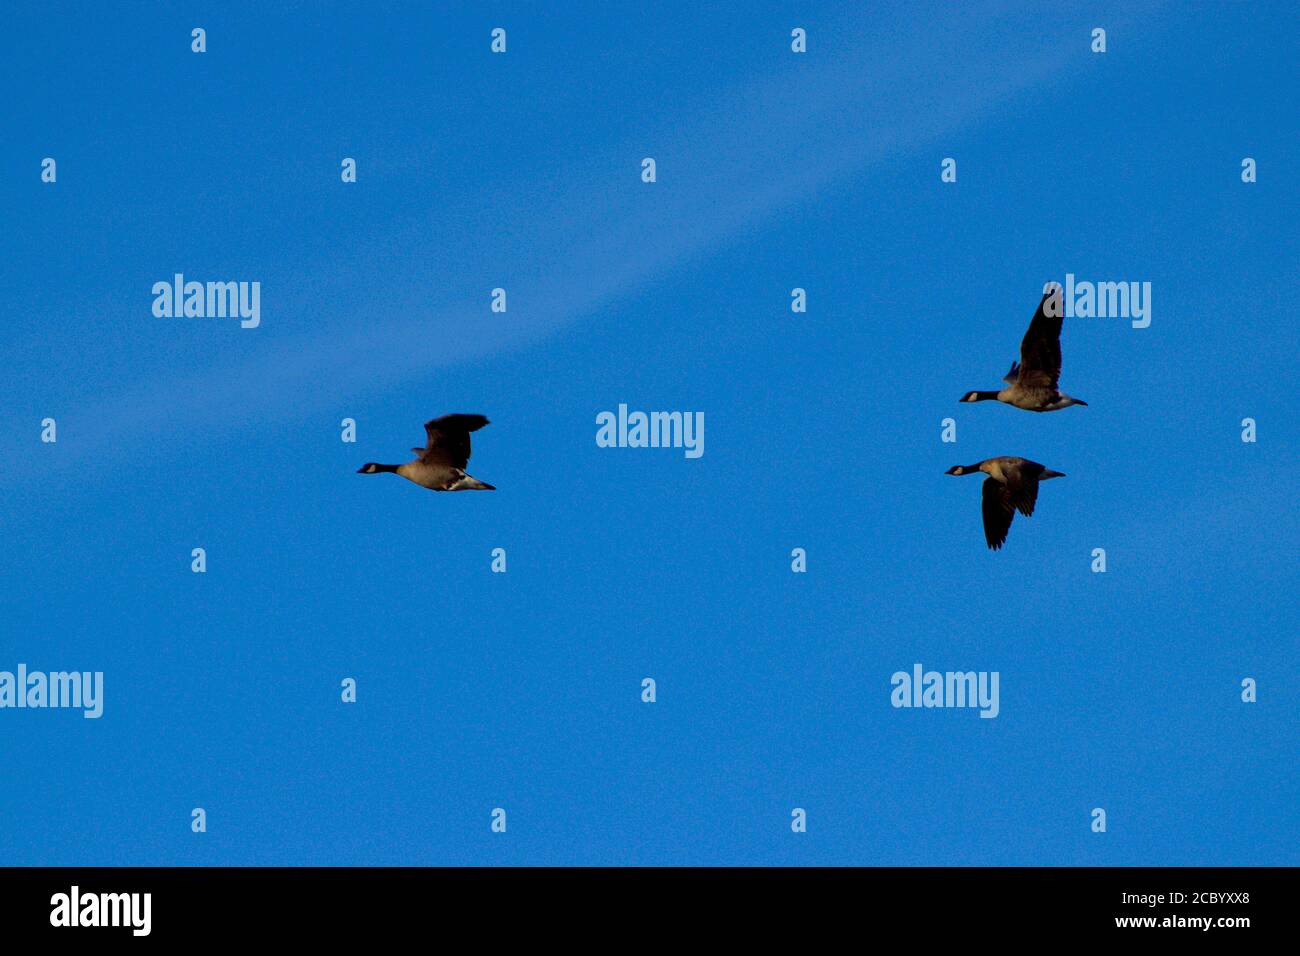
[945,457,1065,550]
[357,414,496,491]
[960,285,1087,412]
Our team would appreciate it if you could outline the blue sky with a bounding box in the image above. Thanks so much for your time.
[0,2,1296,865]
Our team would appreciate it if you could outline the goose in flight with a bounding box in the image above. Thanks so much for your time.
[960,285,1087,412]
[945,457,1065,550]
[357,414,496,491]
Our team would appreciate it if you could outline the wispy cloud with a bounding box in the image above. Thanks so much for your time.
[7,6,1146,489]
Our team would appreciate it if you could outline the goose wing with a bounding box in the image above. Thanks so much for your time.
[419,414,490,468]
[1001,459,1042,517]
[1015,288,1064,390]
[981,477,1016,550]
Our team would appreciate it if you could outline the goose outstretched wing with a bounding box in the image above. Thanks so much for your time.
[981,477,1016,551]
[1016,288,1064,391]
[419,414,490,468]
